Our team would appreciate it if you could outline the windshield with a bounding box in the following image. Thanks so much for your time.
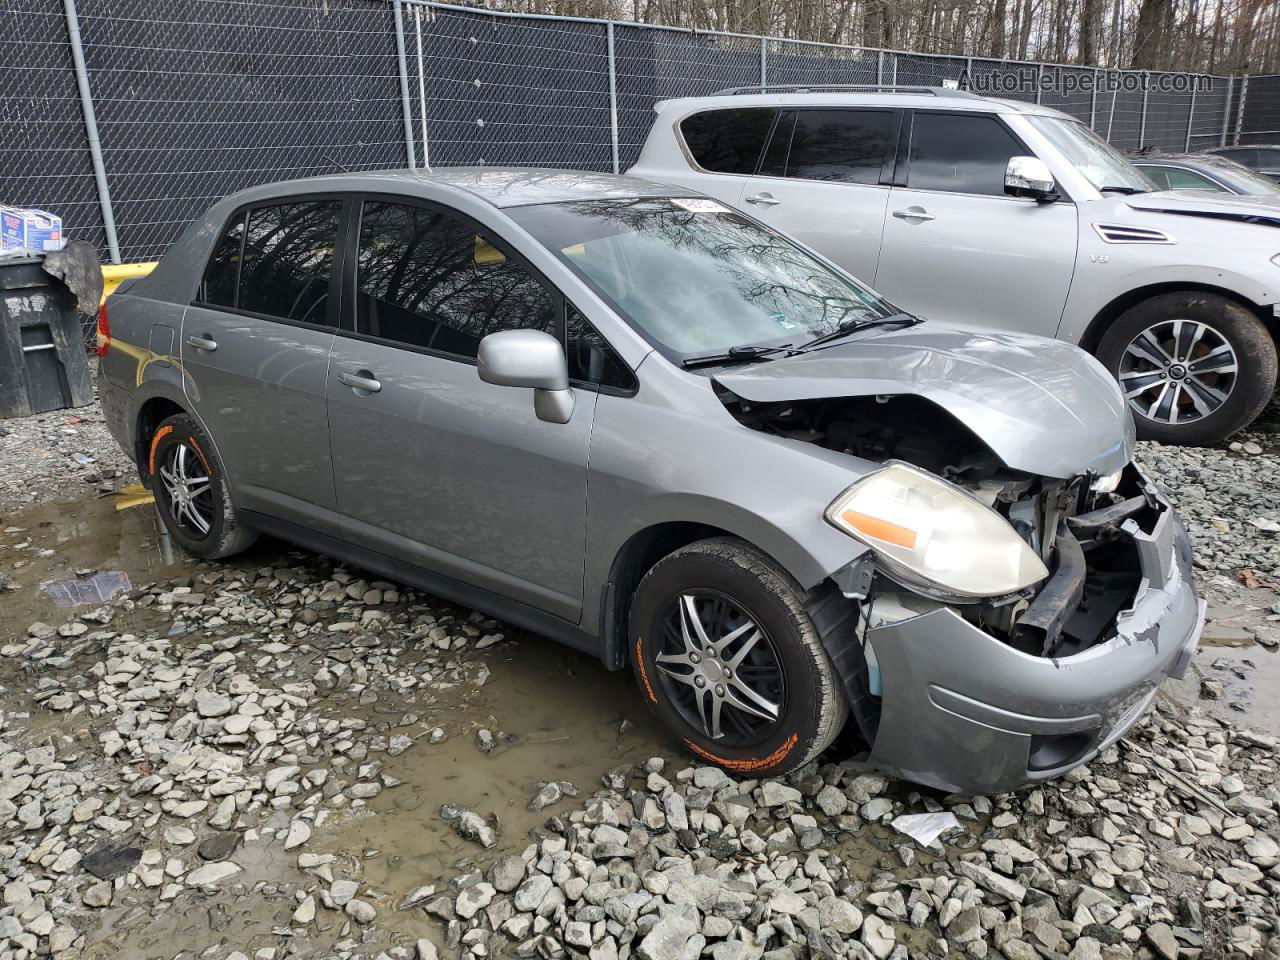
[1028,116,1157,194]
[508,197,899,358]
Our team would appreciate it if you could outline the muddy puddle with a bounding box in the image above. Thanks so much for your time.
[1,494,676,958]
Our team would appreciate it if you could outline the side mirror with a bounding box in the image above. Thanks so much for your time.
[1005,156,1058,201]
[477,329,575,424]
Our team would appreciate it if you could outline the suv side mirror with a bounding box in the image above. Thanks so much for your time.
[1005,156,1058,201]
[477,329,575,424]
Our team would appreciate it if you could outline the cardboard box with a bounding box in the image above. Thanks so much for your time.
[1,206,64,252]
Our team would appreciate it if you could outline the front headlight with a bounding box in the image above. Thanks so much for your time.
[825,463,1049,599]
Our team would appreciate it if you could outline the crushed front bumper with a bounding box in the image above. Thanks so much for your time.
[864,497,1204,795]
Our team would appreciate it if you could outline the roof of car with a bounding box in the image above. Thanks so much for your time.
[653,87,1074,120]
[229,167,686,210]
[1130,152,1241,169]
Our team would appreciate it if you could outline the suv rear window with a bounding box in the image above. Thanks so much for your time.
[680,108,775,175]
[779,109,896,184]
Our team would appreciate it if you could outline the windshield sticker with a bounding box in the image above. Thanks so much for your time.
[771,312,800,331]
[670,198,730,214]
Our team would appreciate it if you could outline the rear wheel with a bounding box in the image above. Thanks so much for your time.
[148,413,256,559]
[1097,292,1276,445]
[629,538,846,778]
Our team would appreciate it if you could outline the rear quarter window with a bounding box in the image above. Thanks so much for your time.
[680,108,775,175]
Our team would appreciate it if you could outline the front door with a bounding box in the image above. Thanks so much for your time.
[327,198,594,622]
[737,107,898,284]
[873,111,1078,337]
[181,197,344,533]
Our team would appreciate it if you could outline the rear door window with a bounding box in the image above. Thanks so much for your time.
[782,109,896,184]
[355,200,557,359]
[906,112,1027,196]
[236,200,342,325]
[680,108,776,175]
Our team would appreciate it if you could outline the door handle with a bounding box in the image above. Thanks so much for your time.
[745,193,780,206]
[338,370,382,394]
[185,335,218,352]
[892,207,936,222]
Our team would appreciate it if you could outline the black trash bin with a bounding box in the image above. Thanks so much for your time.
[0,253,94,418]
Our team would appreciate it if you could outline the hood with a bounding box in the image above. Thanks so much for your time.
[1124,189,1280,226]
[713,326,1135,479]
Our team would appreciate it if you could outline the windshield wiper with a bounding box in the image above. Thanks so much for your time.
[1099,185,1148,194]
[797,313,919,352]
[681,343,794,369]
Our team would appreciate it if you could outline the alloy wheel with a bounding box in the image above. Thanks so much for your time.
[158,441,214,537]
[1119,318,1238,425]
[654,591,785,744]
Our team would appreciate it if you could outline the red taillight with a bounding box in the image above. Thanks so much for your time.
[95,302,110,357]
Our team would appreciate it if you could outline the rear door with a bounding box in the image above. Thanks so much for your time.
[182,197,344,534]
[327,197,597,622]
[873,110,1078,336]
[736,108,898,284]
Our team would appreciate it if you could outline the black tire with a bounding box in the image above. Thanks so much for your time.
[628,537,847,778]
[147,413,256,559]
[1096,292,1277,446]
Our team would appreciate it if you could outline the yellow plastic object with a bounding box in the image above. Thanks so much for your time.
[113,482,155,512]
[101,262,157,304]
[473,236,506,266]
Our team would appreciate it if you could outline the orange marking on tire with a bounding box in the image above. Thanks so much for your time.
[188,437,211,472]
[682,733,799,773]
[148,425,174,476]
[636,636,657,703]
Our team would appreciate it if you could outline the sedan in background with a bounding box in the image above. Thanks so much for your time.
[1131,152,1280,196]
[1204,144,1280,182]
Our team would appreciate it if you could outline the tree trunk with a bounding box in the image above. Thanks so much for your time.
[1131,0,1173,69]
[1079,0,1100,63]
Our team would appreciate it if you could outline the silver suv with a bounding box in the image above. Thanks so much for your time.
[97,169,1202,792]
[630,86,1280,445]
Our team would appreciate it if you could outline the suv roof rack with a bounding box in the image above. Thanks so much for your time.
[709,83,985,99]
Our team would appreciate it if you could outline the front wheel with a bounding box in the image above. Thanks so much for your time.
[628,538,847,778]
[1096,292,1277,445]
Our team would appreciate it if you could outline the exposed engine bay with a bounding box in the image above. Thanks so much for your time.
[718,389,1163,658]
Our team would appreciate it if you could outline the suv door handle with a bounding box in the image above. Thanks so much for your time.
[892,207,936,222]
[185,335,218,352]
[338,370,382,394]
[745,193,780,206]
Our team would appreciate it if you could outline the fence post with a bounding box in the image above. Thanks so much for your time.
[1184,84,1196,151]
[414,6,430,167]
[1220,76,1233,146]
[392,0,418,169]
[1090,69,1099,131]
[1139,73,1149,146]
[759,37,767,90]
[63,0,120,264]
[1036,63,1043,104]
[877,50,885,87]
[1234,75,1248,144]
[608,22,620,174]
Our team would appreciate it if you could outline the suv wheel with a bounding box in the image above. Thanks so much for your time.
[148,413,257,559]
[1097,292,1277,445]
[629,538,847,777]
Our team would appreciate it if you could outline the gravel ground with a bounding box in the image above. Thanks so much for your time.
[0,391,1277,960]
[0,363,132,512]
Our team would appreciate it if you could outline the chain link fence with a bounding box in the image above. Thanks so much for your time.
[1,0,1272,263]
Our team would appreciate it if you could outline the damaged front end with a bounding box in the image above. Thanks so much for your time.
[839,462,1204,795]
[718,384,1204,794]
